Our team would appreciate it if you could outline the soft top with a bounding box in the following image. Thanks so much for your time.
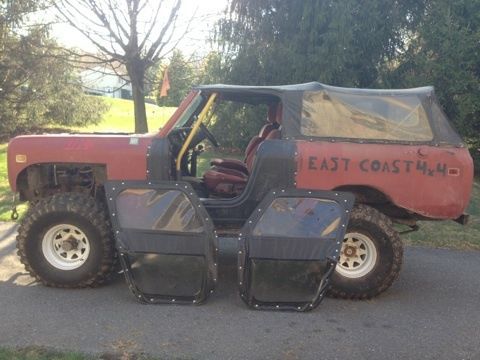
[195,82,462,146]
[195,82,434,96]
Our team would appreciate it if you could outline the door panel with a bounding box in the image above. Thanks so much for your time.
[238,189,354,311]
[105,181,218,305]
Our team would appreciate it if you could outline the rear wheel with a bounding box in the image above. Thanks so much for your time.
[16,193,115,288]
[328,204,403,299]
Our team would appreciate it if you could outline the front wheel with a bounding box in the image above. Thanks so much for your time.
[16,193,116,288]
[328,204,403,299]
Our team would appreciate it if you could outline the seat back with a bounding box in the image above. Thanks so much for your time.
[244,136,264,162]
[245,128,281,172]
[244,123,278,161]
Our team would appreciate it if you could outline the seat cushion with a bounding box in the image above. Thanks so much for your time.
[203,167,248,197]
[210,158,248,175]
[208,124,278,177]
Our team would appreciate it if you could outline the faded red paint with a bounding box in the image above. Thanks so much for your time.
[295,141,473,219]
[8,134,154,191]
[7,91,200,192]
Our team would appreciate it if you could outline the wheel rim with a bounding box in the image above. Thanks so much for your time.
[335,232,377,278]
[41,224,90,270]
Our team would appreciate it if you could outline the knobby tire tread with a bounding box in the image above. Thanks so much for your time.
[16,193,116,288]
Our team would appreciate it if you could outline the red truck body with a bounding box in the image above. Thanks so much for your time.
[7,82,475,303]
[7,83,474,221]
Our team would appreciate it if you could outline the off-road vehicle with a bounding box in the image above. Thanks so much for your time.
[7,83,473,310]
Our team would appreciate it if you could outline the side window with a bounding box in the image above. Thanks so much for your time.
[116,189,204,232]
[252,198,342,238]
[301,90,434,141]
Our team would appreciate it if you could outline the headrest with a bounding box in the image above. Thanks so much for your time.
[259,123,277,138]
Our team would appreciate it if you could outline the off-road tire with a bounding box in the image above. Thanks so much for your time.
[16,193,116,288]
[328,204,403,300]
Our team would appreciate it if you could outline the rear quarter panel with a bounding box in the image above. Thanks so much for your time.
[295,140,473,219]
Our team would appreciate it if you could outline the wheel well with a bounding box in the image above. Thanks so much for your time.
[333,185,390,204]
[16,163,107,202]
[333,185,413,221]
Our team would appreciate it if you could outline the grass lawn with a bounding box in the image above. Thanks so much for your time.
[0,346,163,360]
[0,144,9,218]
[72,97,176,133]
[0,347,89,360]
[402,180,480,250]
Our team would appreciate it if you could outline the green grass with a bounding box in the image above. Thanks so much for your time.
[402,180,480,250]
[0,347,90,360]
[0,144,7,209]
[0,346,165,359]
[74,97,176,133]
[0,143,24,221]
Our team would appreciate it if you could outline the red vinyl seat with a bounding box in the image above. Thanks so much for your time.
[203,103,282,197]
[209,123,277,175]
[203,129,281,197]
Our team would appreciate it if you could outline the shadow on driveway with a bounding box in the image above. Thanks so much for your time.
[0,222,479,360]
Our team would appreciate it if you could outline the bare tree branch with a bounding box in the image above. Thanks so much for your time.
[152,8,196,62]
[85,0,128,50]
[53,0,187,133]
[54,2,121,58]
[138,0,164,52]
[145,0,181,60]
[106,0,130,40]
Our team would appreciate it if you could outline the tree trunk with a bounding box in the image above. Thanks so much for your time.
[128,64,148,133]
[132,83,148,133]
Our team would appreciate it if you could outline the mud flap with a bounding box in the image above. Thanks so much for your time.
[105,181,218,304]
[238,189,354,311]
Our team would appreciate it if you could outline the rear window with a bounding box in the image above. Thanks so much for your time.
[301,91,434,141]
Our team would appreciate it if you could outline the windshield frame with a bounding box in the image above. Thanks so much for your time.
[157,91,202,137]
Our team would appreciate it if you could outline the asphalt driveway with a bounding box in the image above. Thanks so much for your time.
[0,221,479,360]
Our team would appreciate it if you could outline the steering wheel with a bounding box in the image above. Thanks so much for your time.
[199,123,219,147]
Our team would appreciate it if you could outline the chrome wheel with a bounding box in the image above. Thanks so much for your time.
[41,224,90,270]
[335,232,377,278]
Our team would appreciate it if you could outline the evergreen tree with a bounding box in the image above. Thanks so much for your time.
[213,0,479,163]
[383,0,480,164]
[0,0,107,136]
[156,50,196,107]
[217,0,423,87]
